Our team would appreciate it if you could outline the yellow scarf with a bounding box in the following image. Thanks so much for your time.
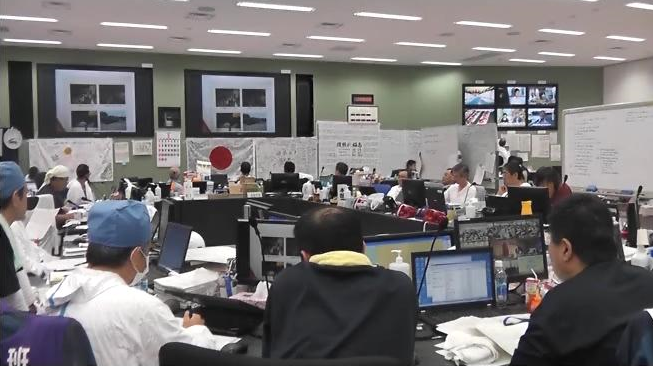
[309,251,372,267]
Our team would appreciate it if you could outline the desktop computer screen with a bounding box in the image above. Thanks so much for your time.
[402,179,426,208]
[412,248,494,308]
[270,173,301,193]
[158,199,172,245]
[365,232,453,279]
[158,222,192,273]
[456,216,547,281]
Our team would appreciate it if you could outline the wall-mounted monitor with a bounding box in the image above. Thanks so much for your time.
[185,70,291,137]
[464,86,495,106]
[37,64,154,137]
[497,108,527,128]
[464,108,495,125]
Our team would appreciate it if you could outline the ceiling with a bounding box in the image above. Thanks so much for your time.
[1,0,652,66]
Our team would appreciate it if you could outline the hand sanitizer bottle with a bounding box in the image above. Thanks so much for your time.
[389,250,410,277]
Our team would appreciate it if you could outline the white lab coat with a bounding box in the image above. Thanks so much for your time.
[0,214,32,311]
[66,179,95,206]
[497,146,510,164]
[387,185,402,201]
[45,268,215,366]
[444,183,477,205]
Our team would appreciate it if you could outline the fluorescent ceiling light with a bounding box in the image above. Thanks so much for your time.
[273,53,323,58]
[606,35,646,42]
[455,20,512,29]
[187,48,242,54]
[421,61,462,66]
[208,29,271,37]
[538,28,585,36]
[395,41,446,48]
[473,47,516,52]
[509,58,546,64]
[538,51,575,57]
[626,2,653,10]
[594,56,627,61]
[96,43,153,49]
[100,22,167,30]
[351,57,397,62]
[3,38,61,44]
[353,12,421,21]
[0,15,58,22]
[236,2,315,12]
[307,35,364,43]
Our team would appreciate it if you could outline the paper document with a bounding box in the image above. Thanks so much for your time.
[518,134,531,152]
[550,144,561,162]
[472,165,485,185]
[476,314,530,356]
[154,268,220,291]
[25,208,58,240]
[436,316,483,335]
[517,152,529,162]
[185,246,236,264]
[550,132,558,145]
[531,135,551,158]
[213,335,241,351]
[44,258,87,272]
[114,142,130,164]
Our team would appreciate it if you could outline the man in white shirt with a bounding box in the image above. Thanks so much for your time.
[497,138,510,165]
[67,163,95,206]
[444,164,477,205]
[387,171,408,202]
[45,200,214,366]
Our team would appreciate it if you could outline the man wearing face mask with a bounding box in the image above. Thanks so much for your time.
[45,200,212,366]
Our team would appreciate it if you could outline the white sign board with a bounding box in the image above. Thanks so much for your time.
[419,126,459,180]
[254,137,318,178]
[317,121,380,172]
[29,138,114,182]
[379,130,420,176]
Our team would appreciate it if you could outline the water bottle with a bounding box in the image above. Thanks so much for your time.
[494,260,508,308]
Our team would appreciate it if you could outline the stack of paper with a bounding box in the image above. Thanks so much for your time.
[185,246,236,264]
[154,268,220,291]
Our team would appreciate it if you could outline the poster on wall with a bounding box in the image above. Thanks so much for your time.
[29,138,114,182]
[156,131,181,167]
[254,137,318,178]
[186,138,254,178]
[317,121,380,171]
[132,140,153,156]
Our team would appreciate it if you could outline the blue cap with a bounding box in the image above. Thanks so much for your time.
[0,162,25,200]
[88,200,150,248]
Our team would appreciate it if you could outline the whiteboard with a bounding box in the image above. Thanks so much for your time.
[317,121,380,172]
[29,138,114,182]
[420,126,459,180]
[254,137,318,178]
[379,130,420,176]
[458,124,498,181]
[563,101,653,192]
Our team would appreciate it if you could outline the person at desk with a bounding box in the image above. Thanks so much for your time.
[335,162,348,177]
[263,207,416,365]
[67,164,95,206]
[168,166,183,195]
[45,200,213,366]
[236,161,254,183]
[511,194,653,366]
[406,156,424,179]
[534,166,572,206]
[387,170,408,202]
[284,161,314,181]
[1,162,37,313]
[442,168,455,186]
[444,163,476,205]
[25,166,39,194]
[498,161,531,196]
[37,165,75,226]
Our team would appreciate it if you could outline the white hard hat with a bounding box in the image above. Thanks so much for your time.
[188,231,206,249]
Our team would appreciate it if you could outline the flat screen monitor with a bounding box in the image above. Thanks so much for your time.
[464,108,495,125]
[157,183,171,199]
[411,248,494,309]
[455,215,547,282]
[158,222,192,273]
[365,231,453,279]
[211,174,229,188]
[425,185,447,212]
[527,108,556,129]
[192,181,207,194]
[402,179,426,208]
[485,195,521,217]
[150,210,160,242]
[497,108,527,128]
[330,175,353,198]
[496,86,527,106]
[507,186,550,223]
[464,86,495,106]
[137,178,153,188]
[158,199,172,245]
[527,86,557,106]
[270,173,301,193]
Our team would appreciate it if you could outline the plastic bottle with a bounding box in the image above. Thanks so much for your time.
[494,260,508,308]
[183,179,193,200]
[389,250,411,277]
[632,229,651,269]
[144,188,155,205]
[154,184,162,200]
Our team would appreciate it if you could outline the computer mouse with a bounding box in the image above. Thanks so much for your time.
[221,341,248,355]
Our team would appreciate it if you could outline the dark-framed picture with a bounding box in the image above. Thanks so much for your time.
[158,107,181,129]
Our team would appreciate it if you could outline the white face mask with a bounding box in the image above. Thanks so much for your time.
[130,247,149,287]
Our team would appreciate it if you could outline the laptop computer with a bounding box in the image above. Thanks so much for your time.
[150,210,160,243]
[155,222,192,276]
[411,248,495,326]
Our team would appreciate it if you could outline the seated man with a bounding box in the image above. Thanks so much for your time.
[387,170,408,202]
[444,163,477,205]
[442,168,454,186]
[263,207,416,365]
[45,200,213,366]
[511,194,653,366]
[534,166,572,206]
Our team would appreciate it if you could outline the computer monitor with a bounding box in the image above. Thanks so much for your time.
[507,186,550,223]
[158,199,172,245]
[211,174,229,188]
[330,175,353,198]
[402,179,426,208]
[411,248,495,309]
[455,215,548,282]
[137,177,153,188]
[485,195,520,217]
[425,186,447,212]
[157,183,171,199]
[158,222,192,273]
[192,181,207,194]
[270,173,301,193]
[150,210,160,242]
[365,231,453,279]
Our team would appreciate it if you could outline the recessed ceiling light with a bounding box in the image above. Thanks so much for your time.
[473,47,516,52]
[606,35,646,42]
[538,51,576,57]
[594,56,627,61]
[538,28,585,36]
[236,2,315,12]
[187,48,242,54]
[353,12,422,21]
[351,57,397,62]
[455,20,512,29]
[580,0,598,2]
[509,58,546,64]
[0,15,58,22]
[2,38,61,44]
[626,2,653,10]
[100,22,167,30]
[421,61,462,66]
[395,41,446,48]
[208,29,271,36]
[97,43,153,49]
[273,53,324,58]
[307,35,365,43]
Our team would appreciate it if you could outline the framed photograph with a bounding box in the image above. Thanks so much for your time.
[158,107,181,129]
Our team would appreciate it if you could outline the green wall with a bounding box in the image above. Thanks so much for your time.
[0,46,603,196]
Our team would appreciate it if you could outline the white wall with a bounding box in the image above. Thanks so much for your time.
[604,57,653,104]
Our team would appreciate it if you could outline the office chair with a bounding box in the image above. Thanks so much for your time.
[159,342,404,366]
[616,311,653,366]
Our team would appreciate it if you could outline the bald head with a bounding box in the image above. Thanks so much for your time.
[169,167,180,180]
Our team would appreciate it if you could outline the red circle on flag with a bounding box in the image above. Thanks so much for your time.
[209,146,233,170]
